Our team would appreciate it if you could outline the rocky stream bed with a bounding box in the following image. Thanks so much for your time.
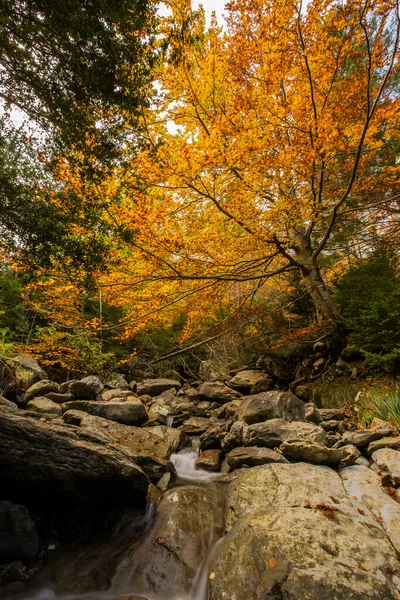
[2,358,400,599]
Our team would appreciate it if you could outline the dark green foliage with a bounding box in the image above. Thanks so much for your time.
[0,0,157,158]
[0,267,30,344]
[335,249,400,373]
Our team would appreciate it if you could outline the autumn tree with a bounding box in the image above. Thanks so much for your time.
[110,0,400,331]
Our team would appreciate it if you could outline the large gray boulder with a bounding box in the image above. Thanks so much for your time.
[0,406,150,506]
[62,399,148,426]
[199,381,241,404]
[208,463,400,600]
[368,436,400,455]
[342,426,396,449]
[235,390,305,424]
[70,376,104,400]
[281,440,360,466]
[0,501,38,564]
[112,486,216,597]
[26,397,62,416]
[243,418,327,448]
[136,379,181,397]
[25,380,60,401]
[229,370,274,393]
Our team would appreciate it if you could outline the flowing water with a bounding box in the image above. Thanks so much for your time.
[3,445,226,600]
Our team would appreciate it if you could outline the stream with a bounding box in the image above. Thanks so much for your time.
[4,445,227,600]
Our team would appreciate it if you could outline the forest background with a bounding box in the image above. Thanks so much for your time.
[1,0,400,421]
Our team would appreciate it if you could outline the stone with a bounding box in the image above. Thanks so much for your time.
[196,450,223,472]
[136,379,181,397]
[112,486,216,598]
[145,425,191,454]
[305,402,322,423]
[368,436,400,455]
[235,390,305,425]
[25,379,60,401]
[71,376,104,400]
[281,440,360,466]
[1,355,46,402]
[209,463,400,600]
[294,384,312,401]
[221,421,245,452]
[180,416,210,435]
[101,389,136,402]
[59,379,78,394]
[229,370,273,393]
[198,381,241,404]
[0,501,38,563]
[226,446,289,470]
[370,418,398,433]
[199,426,225,451]
[320,419,340,431]
[340,465,400,554]
[262,353,294,381]
[62,399,148,426]
[43,392,74,404]
[372,448,400,487]
[212,399,242,420]
[341,427,396,449]
[243,418,327,448]
[157,472,173,492]
[26,397,62,416]
[62,409,87,425]
[77,415,173,482]
[318,408,350,421]
[0,407,150,506]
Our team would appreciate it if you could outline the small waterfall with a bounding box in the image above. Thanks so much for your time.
[170,447,220,482]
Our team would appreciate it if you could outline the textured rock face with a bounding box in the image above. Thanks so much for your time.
[196,449,223,472]
[341,427,396,448]
[26,380,60,401]
[209,463,400,600]
[62,399,148,426]
[112,486,216,598]
[368,436,400,454]
[144,425,191,454]
[243,418,327,448]
[0,407,150,506]
[199,382,241,404]
[281,440,360,466]
[0,501,38,563]
[235,390,305,424]
[136,379,181,397]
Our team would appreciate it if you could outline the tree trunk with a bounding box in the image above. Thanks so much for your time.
[290,229,341,325]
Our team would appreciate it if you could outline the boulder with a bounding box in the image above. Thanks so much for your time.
[112,486,216,598]
[371,448,400,487]
[212,399,242,420]
[221,421,246,452]
[76,415,173,482]
[0,355,46,402]
[226,446,289,470]
[235,390,305,425]
[62,409,87,425]
[0,406,150,506]
[281,440,360,466]
[196,449,223,472]
[62,399,148,426]
[340,465,400,554]
[136,379,181,397]
[305,402,322,424]
[145,425,191,454]
[243,418,327,448]
[180,416,210,435]
[101,389,136,402]
[0,395,18,410]
[229,370,274,393]
[198,382,241,404]
[43,392,74,404]
[25,379,60,401]
[208,463,400,600]
[341,427,396,449]
[26,397,62,416]
[368,436,400,455]
[0,501,38,563]
[199,425,227,451]
[318,408,350,421]
[70,376,104,400]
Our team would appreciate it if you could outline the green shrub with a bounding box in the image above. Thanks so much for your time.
[335,248,400,374]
